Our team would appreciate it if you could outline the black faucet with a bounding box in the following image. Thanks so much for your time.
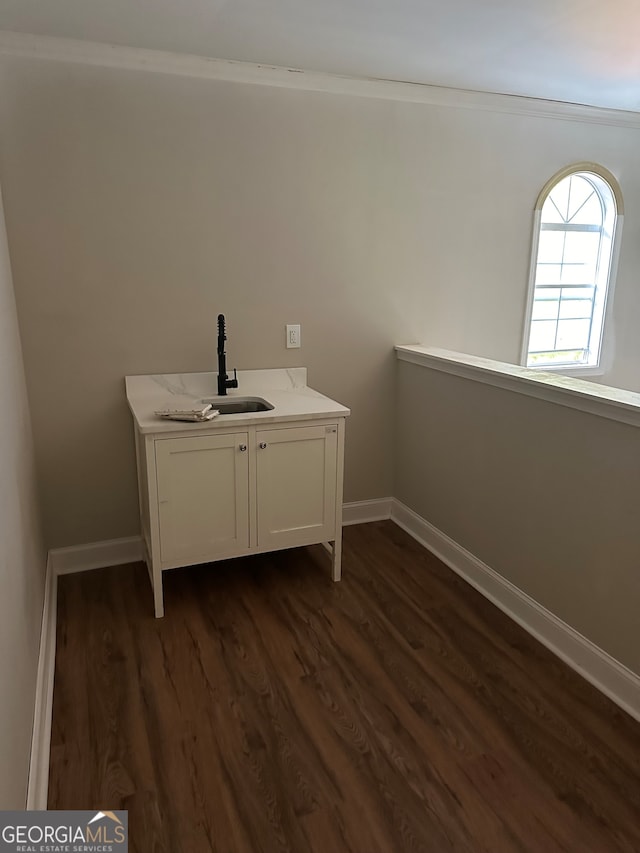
[217,314,239,396]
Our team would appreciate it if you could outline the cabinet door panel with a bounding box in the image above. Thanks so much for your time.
[256,424,337,549]
[156,433,249,565]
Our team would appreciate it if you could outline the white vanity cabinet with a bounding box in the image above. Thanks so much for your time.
[133,415,345,617]
[127,368,349,618]
[255,423,338,550]
[155,431,251,566]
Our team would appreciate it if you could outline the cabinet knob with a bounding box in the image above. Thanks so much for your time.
[239,443,247,452]
[259,442,267,449]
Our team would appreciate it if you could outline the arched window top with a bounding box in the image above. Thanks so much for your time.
[522,164,623,372]
[534,162,623,215]
[542,173,604,228]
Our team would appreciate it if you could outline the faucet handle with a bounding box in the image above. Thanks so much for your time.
[230,368,239,389]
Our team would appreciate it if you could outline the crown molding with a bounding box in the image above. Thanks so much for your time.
[0,29,639,128]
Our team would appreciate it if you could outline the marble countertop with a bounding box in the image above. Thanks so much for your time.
[125,368,350,434]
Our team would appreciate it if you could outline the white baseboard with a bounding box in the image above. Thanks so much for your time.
[27,555,58,810]
[26,504,388,805]
[32,498,638,811]
[28,535,143,807]
[50,535,143,575]
[391,499,640,723]
[342,498,393,526]
[48,503,388,576]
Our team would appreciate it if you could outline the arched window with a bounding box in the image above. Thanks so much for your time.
[522,164,623,371]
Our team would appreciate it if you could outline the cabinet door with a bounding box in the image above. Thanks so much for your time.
[155,432,249,566]
[256,424,338,550]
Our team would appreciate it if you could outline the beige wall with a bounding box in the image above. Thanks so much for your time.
[0,187,46,807]
[396,359,640,674]
[0,56,640,547]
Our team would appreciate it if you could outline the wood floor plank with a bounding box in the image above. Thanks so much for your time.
[49,521,640,852]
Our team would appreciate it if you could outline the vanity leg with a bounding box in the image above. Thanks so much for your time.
[331,529,342,582]
[152,563,164,618]
[331,417,345,583]
[141,432,165,617]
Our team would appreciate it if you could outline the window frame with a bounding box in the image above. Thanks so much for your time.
[520,162,624,375]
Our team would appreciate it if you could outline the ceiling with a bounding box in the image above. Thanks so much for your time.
[0,0,639,111]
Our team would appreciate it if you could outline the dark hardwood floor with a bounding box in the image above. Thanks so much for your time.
[49,521,640,852]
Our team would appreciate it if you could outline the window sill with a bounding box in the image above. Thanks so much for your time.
[395,345,640,428]
[526,364,605,378]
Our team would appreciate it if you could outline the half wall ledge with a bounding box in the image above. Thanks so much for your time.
[395,345,640,429]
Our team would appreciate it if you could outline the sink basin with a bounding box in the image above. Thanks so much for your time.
[201,396,274,415]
